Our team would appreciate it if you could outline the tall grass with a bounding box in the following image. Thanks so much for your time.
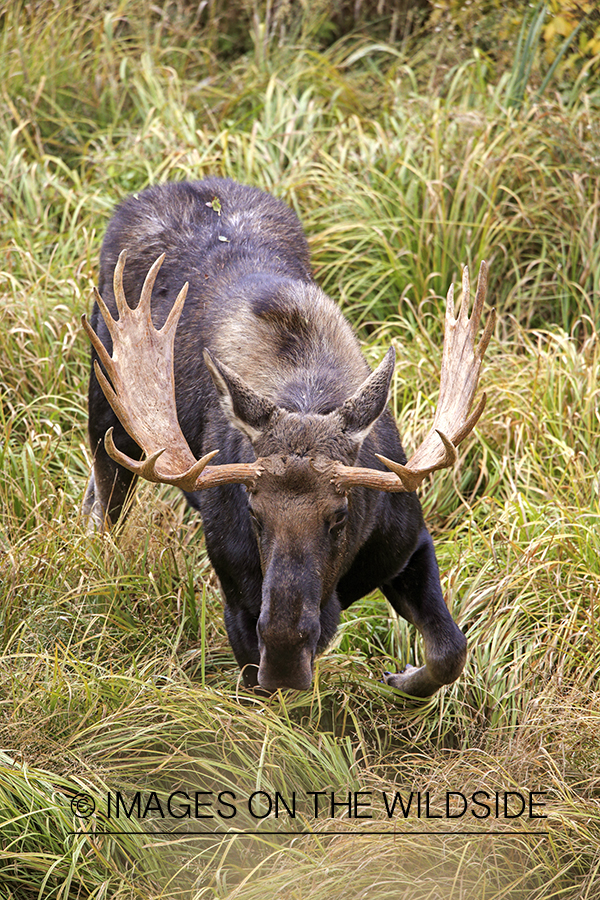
[1,2,599,898]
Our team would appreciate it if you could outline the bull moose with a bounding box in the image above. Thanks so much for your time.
[83,177,494,696]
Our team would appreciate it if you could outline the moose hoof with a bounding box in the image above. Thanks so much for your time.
[382,664,438,698]
[383,664,418,686]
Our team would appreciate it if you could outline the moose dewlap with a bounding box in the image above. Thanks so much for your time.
[83,177,494,696]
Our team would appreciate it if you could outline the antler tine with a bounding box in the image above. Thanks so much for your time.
[82,311,117,382]
[445,282,455,321]
[93,359,120,418]
[460,263,471,323]
[160,280,189,336]
[331,262,494,495]
[105,427,166,481]
[137,252,166,323]
[378,430,456,490]
[84,252,263,494]
[449,391,487,448]
[112,248,167,324]
[477,304,496,361]
[88,286,119,345]
[471,259,488,331]
[112,249,130,320]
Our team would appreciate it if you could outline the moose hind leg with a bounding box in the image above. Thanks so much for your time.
[83,442,140,532]
[382,528,467,697]
[84,361,143,531]
[82,471,106,531]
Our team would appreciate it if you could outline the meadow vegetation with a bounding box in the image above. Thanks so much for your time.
[1,2,599,898]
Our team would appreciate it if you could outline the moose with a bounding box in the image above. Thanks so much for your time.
[83,177,494,696]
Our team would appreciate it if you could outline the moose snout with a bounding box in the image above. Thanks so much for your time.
[255,554,322,691]
[256,614,319,691]
[257,644,314,691]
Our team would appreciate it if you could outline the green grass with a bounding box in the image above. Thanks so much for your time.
[1,2,600,898]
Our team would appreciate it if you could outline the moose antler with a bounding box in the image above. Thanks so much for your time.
[82,250,261,491]
[331,262,495,493]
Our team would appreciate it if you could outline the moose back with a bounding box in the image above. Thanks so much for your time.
[83,178,493,695]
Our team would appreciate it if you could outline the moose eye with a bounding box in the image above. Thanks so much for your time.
[328,508,348,536]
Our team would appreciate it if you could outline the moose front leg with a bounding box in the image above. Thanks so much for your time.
[223,605,261,687]
[382,529,467,697]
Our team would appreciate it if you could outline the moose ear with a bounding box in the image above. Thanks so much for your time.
[336,346,395,443]
[204,350,277,443]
